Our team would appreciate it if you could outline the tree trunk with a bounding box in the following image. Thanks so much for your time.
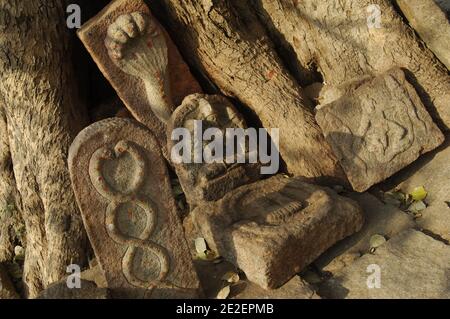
[0,1,88,297]
[150,0,346,183]
[0,103,24,263]
[252,0,450,130]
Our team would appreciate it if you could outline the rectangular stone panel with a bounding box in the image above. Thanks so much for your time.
[316,68,444,192]
[77,0,202,157]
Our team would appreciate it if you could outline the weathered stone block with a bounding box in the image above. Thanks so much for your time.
[320,229,450,299]
[77,0,202,156]
[316,68,444,192]
[69,118,200,298]
[189,175,364,289]
[167,94,260,206]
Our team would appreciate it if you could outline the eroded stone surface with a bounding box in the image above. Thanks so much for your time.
[396,0,450,70]
[167,94,260,206]
[189,175,364,289]
[320,229,450,299]
[69,118,200,298]
[315,193,415,274]
[77,0,202,156]
[393,138,450,241]
[37,279,109,299]
[194,260,319,299]
[316,68,444,192]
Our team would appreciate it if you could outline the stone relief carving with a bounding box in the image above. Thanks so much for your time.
[69,118,201,298]
[105,12,172,123]
[316,68,444,192]
[189,175,364,289]
[167,94,260,206]
[88,139,170,289]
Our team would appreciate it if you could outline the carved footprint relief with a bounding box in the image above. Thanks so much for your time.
[105,12,173,123]
[89,140,171,290]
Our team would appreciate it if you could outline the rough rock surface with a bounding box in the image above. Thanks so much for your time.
[320,229,450,299]
[315,193,415,274]
[77,0,202,157]
[189,175,364,289]
[194,260,319,299]
[393,137,450,242]
[68,118,200,298]
[396,0,450,70]
[316,68,444,192]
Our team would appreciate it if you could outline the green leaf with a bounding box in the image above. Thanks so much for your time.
[410,186,427,201]
[369,234,386,249]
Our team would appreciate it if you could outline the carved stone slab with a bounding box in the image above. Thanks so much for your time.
[77,0,202,156]
[316,68,444,192]
[69,118,200,298]
[167,94,260,206]
[188,175,364,289]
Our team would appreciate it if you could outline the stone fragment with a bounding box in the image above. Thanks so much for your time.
[320,229,450,299]
[396,0,450,70]
[316,68,444,192]
[315,193,415,273]
[0,264,19,299]
[68,118,200,298]
[77,0,202,156]
[167,94,260,206]
[189,175,364,289]
[37,279,109,299]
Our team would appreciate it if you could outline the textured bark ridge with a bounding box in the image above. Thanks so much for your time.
[78,0,202,158]
[0,1,88,297]
[316,68,444,192]
[152,0,345,183]
[253,0,450,130]
[395,0,450,71]
[189,175,364,289]
[69,118,200,298]
[0,106,24,262]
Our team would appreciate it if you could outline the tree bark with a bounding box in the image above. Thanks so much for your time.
[151,0,346,182]
[0,102,24,263]
[252,0,450,130]
[0,1,88,297]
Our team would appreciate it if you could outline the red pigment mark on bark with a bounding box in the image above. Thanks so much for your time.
[267,70,276,80]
